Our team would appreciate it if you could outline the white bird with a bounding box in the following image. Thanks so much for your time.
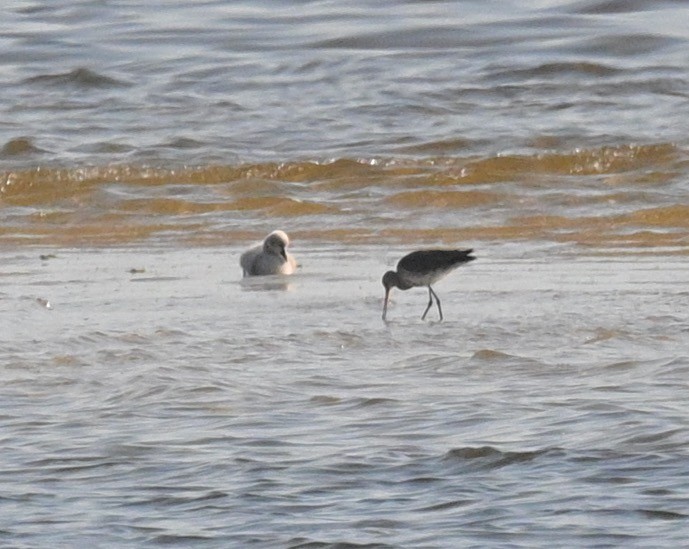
[240,230,297,277]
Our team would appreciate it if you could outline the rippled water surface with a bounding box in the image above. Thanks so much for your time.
[3,0,689,547]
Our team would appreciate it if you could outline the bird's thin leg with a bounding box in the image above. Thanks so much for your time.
[421,287,434,320]
[429,286,443,321]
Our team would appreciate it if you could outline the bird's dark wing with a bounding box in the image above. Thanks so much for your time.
[397,249,475,274]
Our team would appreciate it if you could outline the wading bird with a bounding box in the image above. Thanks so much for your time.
[382,249,475,321]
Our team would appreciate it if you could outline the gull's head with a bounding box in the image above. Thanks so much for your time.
[263,230,290,260]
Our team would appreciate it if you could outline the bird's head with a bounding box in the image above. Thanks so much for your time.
[264,230,290,260]
[381,270,399,321]
[382,270,398,291]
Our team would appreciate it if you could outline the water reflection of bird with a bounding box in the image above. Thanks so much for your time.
[382,249,476,321]
[240,230,297,277]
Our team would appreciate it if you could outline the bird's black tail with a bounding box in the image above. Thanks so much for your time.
[455,249,476,264]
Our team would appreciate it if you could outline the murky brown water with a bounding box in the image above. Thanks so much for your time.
[2,0,689,546]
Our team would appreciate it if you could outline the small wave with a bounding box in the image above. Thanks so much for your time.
[627,205,689,228]
[466,349,548,371]
[150,534,216,544]
[416,499,473,512]
[227,196,336,216]
[1,137,45,157]
[394,137,476,155]
[442,446,558,470]
[351,397,398,409]
[624,428,684,445]
[287,538,396,549]
[308,395,397,409]
[352,519,405,530]
[385,189,501,209]
[470,349,515,361]
[461,143,678,179]
[488,61,621,81]
[585,328,628,344]
[394,353,463,372]
[162,137,206,150]
[578,33,679,57]
[311,25,491,51]
[309,395,342,406]
[569,0,659,15]
[24,67,130,89]
[638,509,688,521]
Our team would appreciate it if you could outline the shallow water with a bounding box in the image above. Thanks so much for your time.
[3,0,689,546]
[4,246,689,546]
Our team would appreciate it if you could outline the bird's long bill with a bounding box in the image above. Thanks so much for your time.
[279,246,287,261]
[382,288,390,321]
